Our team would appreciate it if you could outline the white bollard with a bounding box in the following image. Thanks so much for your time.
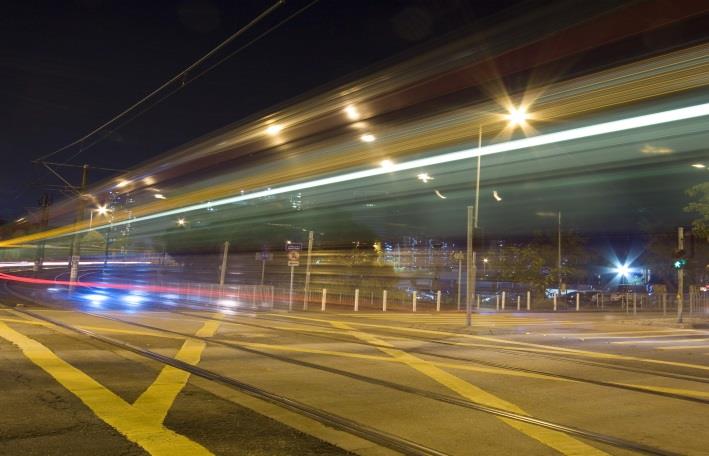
[496,295,500,311]
[517,295,520,311]
[476,294,480,309]
[436,290,441,312]
[382,290,387,312]
[501,291,506,310]
[412,291,417,312]
[576,293,580,311]
[354,289,359,312]
[553,294,557,311]
[321,288,327,312]
[526,290,531,311]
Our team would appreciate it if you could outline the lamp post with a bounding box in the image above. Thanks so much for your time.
[467,108,528,327]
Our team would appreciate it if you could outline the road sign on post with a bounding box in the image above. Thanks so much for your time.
[287,250,300,267]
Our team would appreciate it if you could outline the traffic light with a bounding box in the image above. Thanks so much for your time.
[673,249,687,269]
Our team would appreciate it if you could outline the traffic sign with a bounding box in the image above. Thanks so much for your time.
[286,243,302,251]
[255,252,273,261]
[452,251,464,261]
[287,250,300,266]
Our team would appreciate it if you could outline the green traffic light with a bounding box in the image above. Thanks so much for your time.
[673,258,687,269]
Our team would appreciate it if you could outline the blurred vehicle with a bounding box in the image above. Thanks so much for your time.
[565,290,598,305]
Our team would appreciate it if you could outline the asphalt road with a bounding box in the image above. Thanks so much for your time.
[1,281,708,455]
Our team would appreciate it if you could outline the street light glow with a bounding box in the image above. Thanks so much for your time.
[691,163,705,168]
[344,105,360,120]
[380,159,395,171]
[177,218,186,226]
[417,172,433,183]
[615,264,630,277]
[154,194,167,200]
[95,204,109,216]
[265,124,283,136]
[360,133,376,142]
[507,106,527,126]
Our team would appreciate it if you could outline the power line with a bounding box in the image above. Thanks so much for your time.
[61,0,321,165]
[35,0,286,163]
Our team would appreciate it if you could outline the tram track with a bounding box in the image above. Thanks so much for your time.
[0,283,691,456]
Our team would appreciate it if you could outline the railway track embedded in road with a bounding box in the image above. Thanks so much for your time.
[1,283,689,456]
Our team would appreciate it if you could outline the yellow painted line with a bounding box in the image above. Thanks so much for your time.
[133,316,222,422]
[657,344,709,351]
[614,383,709,399]
[0,321,212,455]
[331,321,608,456]
[612,338,709,345]
[78,325,185,340]
[0,316,50,326]
[273,314,709,372]
[0,314,183,339]
[236,340,564,381]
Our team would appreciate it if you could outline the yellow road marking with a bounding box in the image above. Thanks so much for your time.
[330,321,609,456]
[133,317,222,422]
[0,316,183,339]
[0,321,212,456]
[273,314,709,372]
[658,344,709,351]
[612,338,709,345]
[0,316,49,326]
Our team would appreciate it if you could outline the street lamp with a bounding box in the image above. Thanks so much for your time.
[467,107,529,326]
[89,204,109,229]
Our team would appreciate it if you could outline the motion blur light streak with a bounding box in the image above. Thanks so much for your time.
[3,101,709,247]
[360,133,376,142]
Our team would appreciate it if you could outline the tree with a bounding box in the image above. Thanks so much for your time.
[685,182,709,242]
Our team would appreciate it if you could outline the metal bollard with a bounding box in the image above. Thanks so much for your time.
[517,295,520,311]
[496,295,500,311]
[321,288,327,312]
[476,294,480,310]
[412,291,417,312]
[576,293,580,312]
[502,291,506,310]
[633,293,637,315]
[354,289,359,312]
[526,291,531,311]
[553,294,557,311]
[436,290,441,312]
[382,290,387,312]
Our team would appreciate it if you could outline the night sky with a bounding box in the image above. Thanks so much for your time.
[1,0,523,220]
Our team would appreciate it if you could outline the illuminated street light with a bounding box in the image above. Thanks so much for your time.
[96,204,109,216]
[492,190,502,201]
[467,106,532,326]
[360,133,376,143]
[506,106,528,126]
[380,159,395,171]
[344,105,360,120]
[417,172,433,183]
[615,264,630,277]
[177,218,186,226]
[691,163,705,168]
[265,124,283,136]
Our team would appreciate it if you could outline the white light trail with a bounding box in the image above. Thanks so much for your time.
[71,102,709,235]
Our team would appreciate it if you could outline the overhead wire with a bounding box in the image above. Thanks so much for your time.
[35,0,287,163]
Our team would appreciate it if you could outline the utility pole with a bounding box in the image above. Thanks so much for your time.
[33,193,52,273]
[677,227,684,323]
[68,164,89,283]
[466,206,475,327]
[557,211,562,294]
[219,241,230,287]
[303,230,314,310]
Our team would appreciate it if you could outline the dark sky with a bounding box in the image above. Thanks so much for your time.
[0,0,524,219]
